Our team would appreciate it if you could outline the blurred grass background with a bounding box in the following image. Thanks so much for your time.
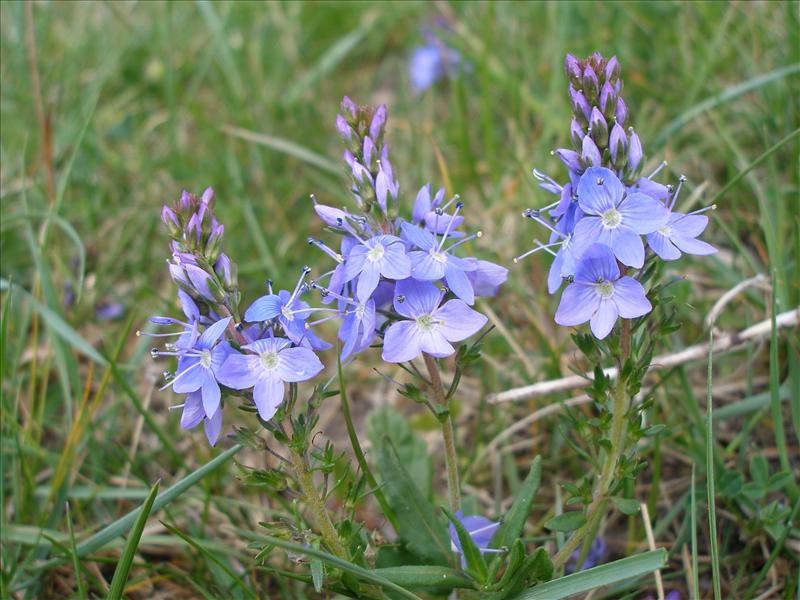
[1,1,798,598]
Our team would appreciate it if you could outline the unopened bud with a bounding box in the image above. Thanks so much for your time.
[582,65,599,101]
[581,136,602,168]
[615,97,628,127]
[570,118,585,150]
[589,107,608,148]
[609,123,628,169]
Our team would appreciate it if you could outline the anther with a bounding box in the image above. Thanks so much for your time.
[151,348,160,359]
[596,177,605,185]
[396,295,405,304]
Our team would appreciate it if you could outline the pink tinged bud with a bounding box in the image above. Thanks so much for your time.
[161,206,180,231]
[609,122,628,169]
[336,114,351,140]
[627,129,643,175]
[554,148,582,172]
[604,56,620,83]
[179,190,192,212]
[570,118,585,150]
[590,51,603,63]
[588,107,608,147]
[369,104,387,140]
[581,136,602,167]
[615,97,628,127]
[340,96,357,118]
[186,213,203,247]
[582,65,599,100]
[565,54,582,86]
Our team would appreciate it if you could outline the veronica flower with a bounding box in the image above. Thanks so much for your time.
[464,258,508,297]
[244,269,332,350]
[382,279,487,363]
[401,218,479,304]
[555,244,651,339]
[216,338,324,422]
[448,511,502,568]
[412,184,464,235]
[409,42,461,93]
[572,167,669,268]
[166,317,232,418]
[343,234,411,302]
[338,299,376,361]
[179,390,223,446]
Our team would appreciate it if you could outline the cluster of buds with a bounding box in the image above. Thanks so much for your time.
[336,96,399,220]
[558,53,643,185]
[161,188,239,311]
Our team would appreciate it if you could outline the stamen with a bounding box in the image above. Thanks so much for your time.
[522,209,567,239]
[513,239,562,263]
[438,193,461,213]
[532,168,562,192]
[445,231,482,252]
[308,237,344,263]
[646,160,668,179]
[437,201,463,251]
[287,266,312,306]
[159,359,204,391]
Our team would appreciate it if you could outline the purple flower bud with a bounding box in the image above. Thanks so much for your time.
[615,97,628,127]
[169,262,190,287]
[609,122,628,169]
[363,136,375,168]
[161,206,180,235]
[554,148,582,172]
[335,114,351,140]
[569,86,591,125]
[201,187,214,206]
[413,184,432,223]
[570,118,585,150]
[340,96,357,119]
[179,190,191,210]
[370,104,387,140]
[581,135,602,167]
[604,56,620,83]
[599,80,617,119]
[214,253,237,289]
[565,54,582,86]
[588,107,608,147]
[627,128,643,175]
[186,213,203,246]
[96,302,125,321]
[314,203,347,228]
[582,65,599,100]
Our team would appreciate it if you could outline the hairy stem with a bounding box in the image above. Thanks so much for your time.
[553,320,632,570]
[287,447,348,560]
[423,353,461,513]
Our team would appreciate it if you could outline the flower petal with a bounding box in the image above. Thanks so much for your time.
[343,245,368,282]
[613,277,652,319]
[610,227,645,268]
[253,375,284,421]
[401,221,435,250]
[245,295,283,322]
[215,353,259,390]
[393,279,441,318]
[555,283,598,327]
[204,407,223,446]
[436,299,487,342]
[197,317,231,349]
[618,193,669,234]
[590,299,619,339]
[380,243,412,280]
[201,372,221,418]
[172,357,204,393]
[412,184,432,223]
[646,231,681,261]
[444,264,475,305]
[382,320,423,363]
[671,213,708,237]
[671,234,717,256]
[410,250,447,281]
[180,391,205,430]
[356,261,381,302]
[571,216,611,260]
[467,259,508,297]
[573,244,620,282]
[277,346,325,382]
[418,330,455,357]
[548,250,565,295]
[577,167,624,215]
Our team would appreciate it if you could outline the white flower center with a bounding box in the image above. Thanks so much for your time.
[259,350,279,370]
[595,281,615,299]
[601,208,622,229]
[658,225,672,237]
[429,248,447,263]
[281,304,294,321]
[355,303,366,320]
[367,243,385,263]
[415,313,439,331]
[200,349,212,368]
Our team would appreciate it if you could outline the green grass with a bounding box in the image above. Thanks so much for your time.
[1,1,798,598]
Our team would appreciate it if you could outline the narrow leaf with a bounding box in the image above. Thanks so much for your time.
[442,507,488,585]
[491,455,542,549]
[544,512,586,533]
[373,566,475,590]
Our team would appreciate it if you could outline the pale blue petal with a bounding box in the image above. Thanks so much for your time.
[382,321,423,363]
[577,167,623,215]
[610,227,645,268]
[555,283,598,327]
[424,212,465,235]
[435,300,487,342]
[380,243,412,280]
[277,346,324,382]
[200,370,221,418]
[646,231,681,261]
[573,244,619,283]
[180,391,205,429]
[393,279,441,318]
[590,299,618,339]
[215,353,259,390]
[204,408,223,446]
[468,259,508,297]
[412,184,432,223]
[356,261,381,302]
[671,213,708,237]
[245,295,283,322]
[178,290,200,321]
[444,265,475,305]
[253,375,284,421]
[548,251,565,295]
[613,277,652,319]
[343,245,368,282]
[410,251,447,281]
[172,357,204,393]
[401,221,435,250]
[672,234,717,255]
[618,193,669,234]
[244,337,288,355]
[571,216,610,260]
[418,329,455,357]
[197,317,231,349]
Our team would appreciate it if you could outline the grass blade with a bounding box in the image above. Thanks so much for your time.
[65,502,87,600]
[106,480,160,600]
[706,331,722,600]
[690,465,699,600]
[510,549,668,600]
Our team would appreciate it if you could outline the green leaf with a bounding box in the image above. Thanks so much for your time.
[510,549,667,599]
[260,535,424,600]
[442,506,488,585]
[368,407,432,499]
[373,566,475,590]
[490,456,542,550]
[611,497,641,516]
[377,440,451,566]
[311,557,324,593]
[749,455,769,485]
[35,445,243,572]
[106,480,160,600]
[486,547,553,600]
[543,512,586,533]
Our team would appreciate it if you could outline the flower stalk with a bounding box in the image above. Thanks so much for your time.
[424,353,461,513]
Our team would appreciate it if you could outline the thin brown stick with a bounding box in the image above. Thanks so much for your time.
[489,308,799,404]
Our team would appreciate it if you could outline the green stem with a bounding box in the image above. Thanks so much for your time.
[423,353,461,513]
[287,447,348,560]
[553,319,632,570]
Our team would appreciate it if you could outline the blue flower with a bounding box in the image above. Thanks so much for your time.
[647,210,716,260]
[343,234,411,303]
[448,511,502,568]
[565,537,607,573]
[409,44,461,93]
[555,244,651,339]
[382,279,486,363]
[216,337,324,422]
[179,390,223,446]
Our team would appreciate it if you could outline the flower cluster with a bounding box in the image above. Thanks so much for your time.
[517,53,716,338]
[311,97,507,363]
